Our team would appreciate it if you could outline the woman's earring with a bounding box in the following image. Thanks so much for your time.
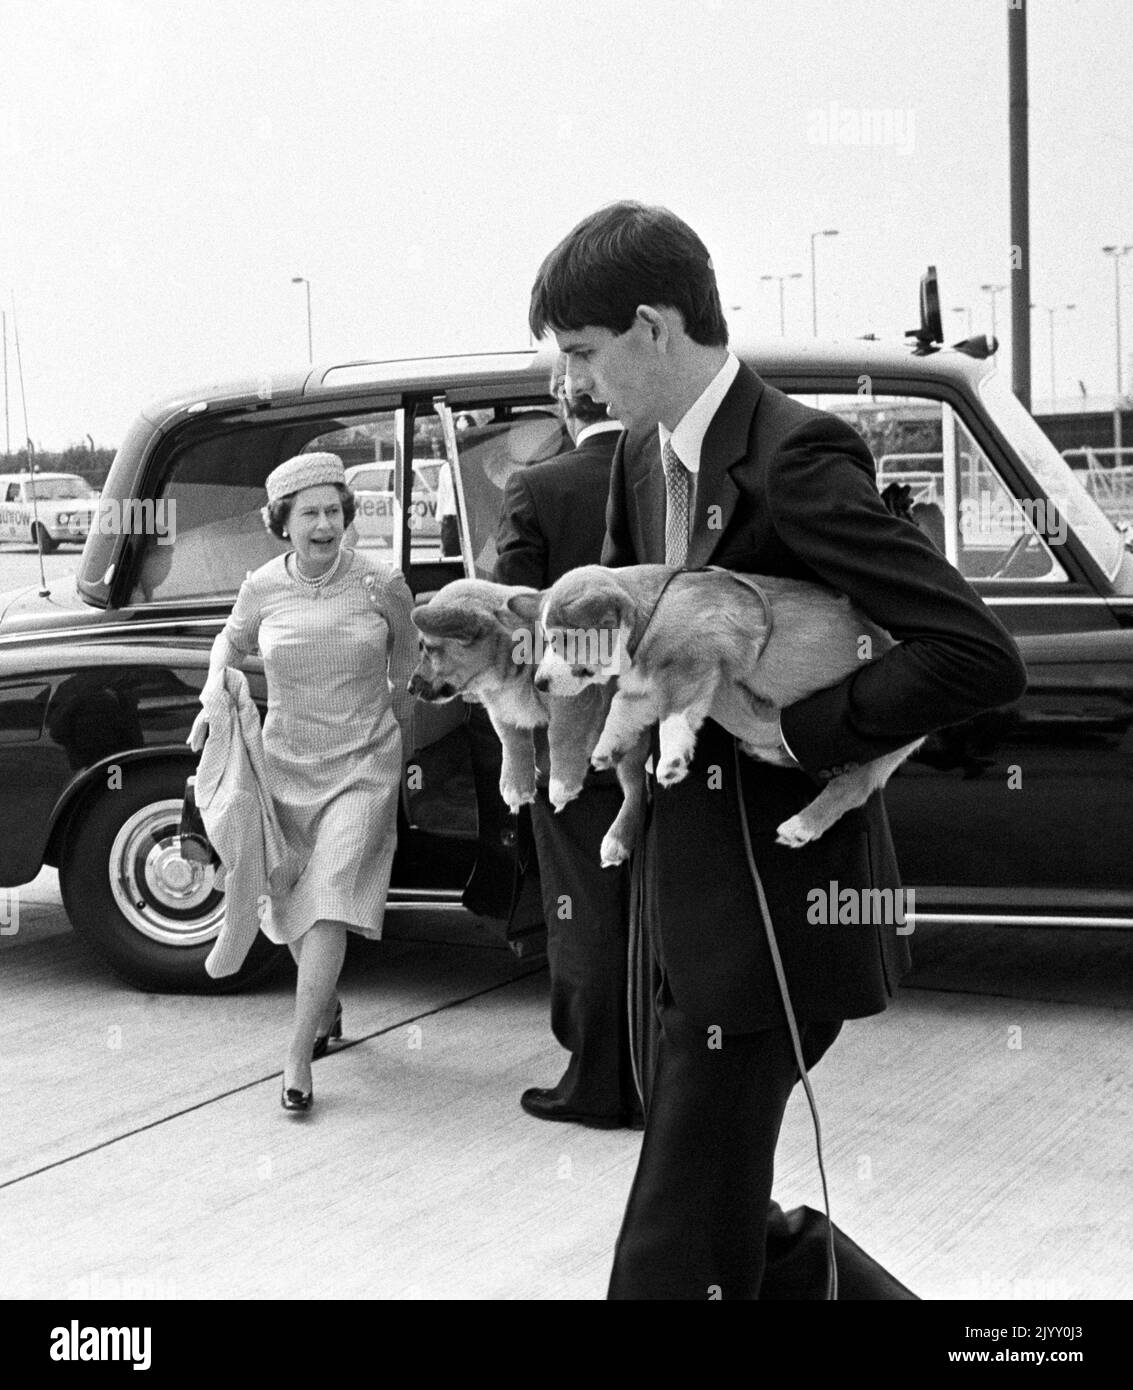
[282,529,289,538]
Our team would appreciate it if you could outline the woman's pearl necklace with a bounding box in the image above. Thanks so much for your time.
[292,547,343,588]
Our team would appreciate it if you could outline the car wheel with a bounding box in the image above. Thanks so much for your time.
[58,761,282,993]
[31,523,59,553]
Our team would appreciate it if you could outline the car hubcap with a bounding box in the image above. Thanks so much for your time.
[109,798,224,947]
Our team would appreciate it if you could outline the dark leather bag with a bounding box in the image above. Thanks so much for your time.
[178,775,219,865]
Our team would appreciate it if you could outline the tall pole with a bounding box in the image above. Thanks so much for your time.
[1008,1,1031,410]
[291,276,313,363]
[1030,304,1074,408]
[1103,246,1131,455]
[981,283,1006,351]
[1,310,8,457]
[809,229,838,337]
[761,273,802,336]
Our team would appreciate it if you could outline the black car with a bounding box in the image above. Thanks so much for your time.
[2,297,1131,992]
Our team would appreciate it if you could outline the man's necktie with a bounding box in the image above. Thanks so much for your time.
[663,439,691,567]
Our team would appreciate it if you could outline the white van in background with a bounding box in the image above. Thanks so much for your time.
[0,472,100,551]
[345,460,443,550]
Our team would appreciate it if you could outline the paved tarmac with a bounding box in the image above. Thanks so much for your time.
[0,545,81,598]
[1,868,1130,1300]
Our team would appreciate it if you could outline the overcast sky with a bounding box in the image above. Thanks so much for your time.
[2,0,1132,449]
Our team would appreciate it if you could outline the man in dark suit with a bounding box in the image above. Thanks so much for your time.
[494,363,642,1128]
[528,202,1027,1299]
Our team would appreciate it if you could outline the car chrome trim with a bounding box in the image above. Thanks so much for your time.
[386,888,463,904]
[913,912,1133,929]
[0,617,226,648]
[982,595,1119,604]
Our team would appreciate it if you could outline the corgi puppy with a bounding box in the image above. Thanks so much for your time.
[530,564,922,850]
[409,578,645,865]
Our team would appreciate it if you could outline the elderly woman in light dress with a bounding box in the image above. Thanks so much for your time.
[196,452,415,1113]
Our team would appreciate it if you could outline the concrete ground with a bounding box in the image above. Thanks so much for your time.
[1,869,1130,1300]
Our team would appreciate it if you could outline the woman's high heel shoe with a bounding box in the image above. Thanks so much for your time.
[312,999,343,1061]
[281,1082,313,1113]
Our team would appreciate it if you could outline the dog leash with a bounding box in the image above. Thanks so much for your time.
[624,566,685,659]
[731,737,838,1301]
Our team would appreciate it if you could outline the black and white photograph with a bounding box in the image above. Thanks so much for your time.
[0,0,1130,1346]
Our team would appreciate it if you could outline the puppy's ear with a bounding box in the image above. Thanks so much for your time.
[412,606,490,644]
[502,590,544,624]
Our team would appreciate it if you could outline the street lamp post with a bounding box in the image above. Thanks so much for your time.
[1,309,8,458]
[1102,245,1132,455]
[980,283,1007,353]
[951,305,973,336]
[1030,302,1075,409]
[291,276,313,364]
[809,229,838,337]
[760,273,803,336]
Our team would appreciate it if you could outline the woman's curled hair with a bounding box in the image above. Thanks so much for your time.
[262,483,356,539]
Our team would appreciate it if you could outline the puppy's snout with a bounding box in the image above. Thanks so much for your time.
[534,673,551,693]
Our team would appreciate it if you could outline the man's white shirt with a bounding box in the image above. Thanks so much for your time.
[656,350,799,763]
[576,420,624,447]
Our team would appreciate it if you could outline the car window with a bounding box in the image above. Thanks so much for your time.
[26,475,97,500]
[129,410,399,603]
[978,373,1123,580]
[348,467,392,492]
[4,484,19,502]
[424,404,570,576]
[793,391,1068,584]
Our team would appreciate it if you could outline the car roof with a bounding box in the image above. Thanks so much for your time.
[137,336,994,430]
[0,471,89,484]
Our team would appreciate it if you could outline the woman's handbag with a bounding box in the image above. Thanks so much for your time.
[178,775,219,865]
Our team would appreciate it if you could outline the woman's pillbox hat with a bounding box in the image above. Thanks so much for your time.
[265,452,346,504]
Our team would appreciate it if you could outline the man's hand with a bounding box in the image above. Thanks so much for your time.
[712,685,800,769]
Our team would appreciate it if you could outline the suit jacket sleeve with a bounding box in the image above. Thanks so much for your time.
[772,416,1028,774]
[494,471,548,588]
[601,432,637,566]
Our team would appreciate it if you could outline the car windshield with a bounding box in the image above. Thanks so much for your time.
[978,372,1124,580]
[349,467,392,491]
[24,475,97,501]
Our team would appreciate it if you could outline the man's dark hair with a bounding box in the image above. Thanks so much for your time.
[549,358,611,428]
[529,201,728,347]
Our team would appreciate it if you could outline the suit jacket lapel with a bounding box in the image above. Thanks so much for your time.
[685,364,764,569]
[629,431,666,562]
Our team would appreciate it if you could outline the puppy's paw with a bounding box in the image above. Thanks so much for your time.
[548,777,582,813]
[590,742,618,772]
[656,752,691,788]
[600,830,630,867]
[500,779,536,814]
[775,813,817,849]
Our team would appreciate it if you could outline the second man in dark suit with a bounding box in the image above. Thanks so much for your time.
[494,364,642,1129]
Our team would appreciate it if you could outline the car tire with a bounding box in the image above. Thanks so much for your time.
[58,760,282,993]
[32,523,59,553]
